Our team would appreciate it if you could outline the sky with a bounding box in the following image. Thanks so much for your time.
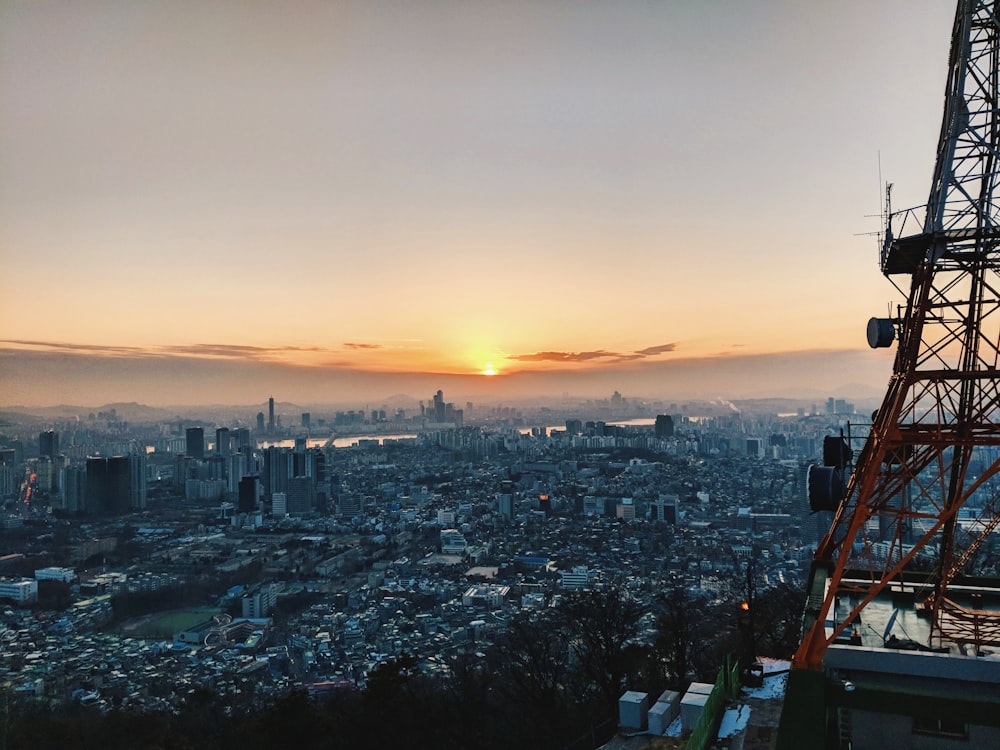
[0,1,959,407]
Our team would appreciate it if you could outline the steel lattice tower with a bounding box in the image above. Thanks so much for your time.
[795,0,1000,673]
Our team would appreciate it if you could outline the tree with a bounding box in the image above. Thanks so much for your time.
[555,585,643,711]
[654,583,695,688]
[750,581,805,659]
[255,689,329,750]
[491,611,574,748]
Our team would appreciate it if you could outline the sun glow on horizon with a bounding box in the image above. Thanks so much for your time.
[482,362,497,376]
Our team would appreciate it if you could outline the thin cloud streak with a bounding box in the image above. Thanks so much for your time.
[3,339,342,363]
[160,344,325,359]
[343,343,382,350]
[634,343,677,356]
[4,339,682,370]
[1,339,150,356]
[510,350,615,363]
[510,342,678,365]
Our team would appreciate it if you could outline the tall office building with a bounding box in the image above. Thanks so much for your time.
[655,494,679,524]
[268,397,275,433]
[654,415,674,438]
[129,452,147,510]
[85,457,108,515]
[215,427,231,458]
[4,441,23,465]
[238,475,260,513]
[338,493,363,518]
[173,455,194,491]
[498,494,514,520]
[306,448,325,483]
[61,465,87,514]
[185,427,204,460]
[35,457,54,492]
[85,456,131,515]
[286,476,315,516]
[39,430,59,460]
[233,427,252,456]
[201,455,223,482]
[227,453,246,494]
[0,464,13,501]
[256,412,265,432]
[262,446,291,499]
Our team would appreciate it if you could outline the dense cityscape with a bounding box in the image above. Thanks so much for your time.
[0,390,870,748]
[11,1,1000,748]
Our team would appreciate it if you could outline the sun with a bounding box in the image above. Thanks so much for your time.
[482,362,497,376]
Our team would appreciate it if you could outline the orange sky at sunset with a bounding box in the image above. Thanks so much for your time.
[0,1,956,406]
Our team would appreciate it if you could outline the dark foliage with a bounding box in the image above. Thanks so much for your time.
[2,583,790,749]
[749,581,805,659]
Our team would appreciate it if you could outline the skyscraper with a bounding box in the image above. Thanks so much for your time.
[215,427,231,458]
[234,427,251,453]
[286,476,314,516]
[85,456,131,515]
[655,494,678,524]
[268,397,275,433]
[237,475,259,513]
[185,427,205,460]
[39,430,59,460]
[262,446,290,499]
[498,494,513,520]
[654,415,674,438]
[129,452,147,511]
[61,465,86,514]
[227,453,245,494]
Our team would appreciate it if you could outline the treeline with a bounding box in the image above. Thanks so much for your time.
[3,583,803,750]
[106,562,265,623]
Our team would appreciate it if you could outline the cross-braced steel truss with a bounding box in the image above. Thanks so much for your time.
[796,0,1000,671]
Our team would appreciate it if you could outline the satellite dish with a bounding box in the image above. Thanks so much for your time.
[882,608,900,643]
[807,465,845,512]
[867,317,895,348]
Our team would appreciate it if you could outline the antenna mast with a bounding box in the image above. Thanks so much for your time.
[796,0,1000,672]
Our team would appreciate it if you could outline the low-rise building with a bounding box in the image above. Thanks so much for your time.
[0,577,38,604]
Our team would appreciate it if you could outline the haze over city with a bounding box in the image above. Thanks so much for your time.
[1,1,955,407]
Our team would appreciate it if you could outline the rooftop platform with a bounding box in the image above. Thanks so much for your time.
[780,572,1000,748]
[881,226,1000,275]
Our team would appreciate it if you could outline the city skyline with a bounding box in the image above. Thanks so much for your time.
[1,1,954,406]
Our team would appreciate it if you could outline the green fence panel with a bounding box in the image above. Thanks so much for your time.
[687,656,741,750]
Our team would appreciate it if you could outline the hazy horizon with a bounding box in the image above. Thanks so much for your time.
[0,343,891,410]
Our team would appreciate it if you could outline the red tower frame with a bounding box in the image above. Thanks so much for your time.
[795,0,1000,673]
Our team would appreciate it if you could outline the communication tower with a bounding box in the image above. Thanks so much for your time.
[780,2,1000,746]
